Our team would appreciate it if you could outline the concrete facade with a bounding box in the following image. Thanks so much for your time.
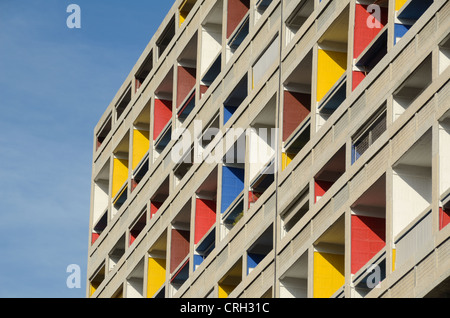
[87,0,450,298]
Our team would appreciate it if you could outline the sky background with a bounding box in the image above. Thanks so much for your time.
[0,0,173,298]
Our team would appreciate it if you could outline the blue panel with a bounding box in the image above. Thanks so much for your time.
[394,24,412,45]
[258,0,272,8]
[196,228,215,254]
[202,55,222,86]
[397,0,433,20]
[228,17,250,50]
[221,165,245,213]
[155,125,172,151]
[193,255,203,271]
[320,80,346,112]
[171,261,189,284]
[178,92,196,119]
[224,105,238,125]
[247,253,265,274]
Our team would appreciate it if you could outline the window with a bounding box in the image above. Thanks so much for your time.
[129,210,147,246]
[255,0,273,24]
[439,34,450,75]
[393,55,432,121]
[200,0,223,95]
[316,8,349,131]
[352,107,387,164]
[156,16,176,59]
[176,35,197,124]
[96,115,112,151]
[226,0,250,61]
[252,36,279,88]
[115,86,132,120]
[89,264,106,297]
[109,234,125,272]
[285,0,314,45]
[135,51,153,92]
[280,185,309,238]
[223,74,248,125]
[314,146,346,203]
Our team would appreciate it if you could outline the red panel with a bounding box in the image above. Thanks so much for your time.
[200,84,209,98]
[248,191,262,209]
[153,99,172,140]
[135,79,142,92]
[440,207,450,230]
[130,179,138,192]
[227,0,250,38]
[151,201,163,218]
[314,180,334,203]
[177,66,196,108]
[351,215,386,274]
[130,214,146,246]
[91,233,100,245]
[129,232,137,246]
[129,228,142,246]
[283,91,311,141]
[194,199,216,244]
[170,229,190,273]
[353,4,388,59]
[352,71,366,91]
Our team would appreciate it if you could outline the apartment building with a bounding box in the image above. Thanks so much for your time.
[87,0,450,298]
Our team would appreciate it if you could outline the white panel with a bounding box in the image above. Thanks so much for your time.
[395,212,432,269]
[439,48,450,75]
[248,127,275,182]
[126,278,144,298]
[253,37,279,86]
[439,121,450,194]
[201,24,222,76]
[93,180,109,223]
[393,167,432,238]
[279,277,307,298]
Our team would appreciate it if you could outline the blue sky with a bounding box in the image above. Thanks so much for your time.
[0,0,173,298]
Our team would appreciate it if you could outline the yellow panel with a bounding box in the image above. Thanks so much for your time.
[132,129,149,170]
[218,284,235,298]
[179,0,195,27]
[395,0,408,11]
[179,14,186,27]
[90,284,96,297]
[282,152,296,171]
[392,248,396,272]
[313,251,345,298]
[147,257,166,298]
[316,49,347,102]
[112,157,129,198]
